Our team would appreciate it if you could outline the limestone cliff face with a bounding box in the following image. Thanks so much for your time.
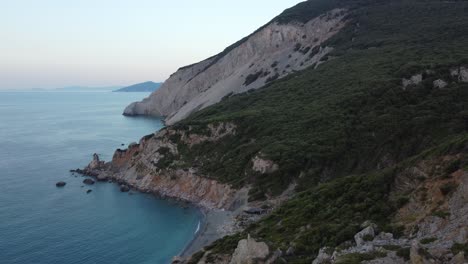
[124,8,347,124]
[85,123,239,210]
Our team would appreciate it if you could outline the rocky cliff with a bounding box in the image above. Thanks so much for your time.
[83,123,240,210]
[123,8,347,124]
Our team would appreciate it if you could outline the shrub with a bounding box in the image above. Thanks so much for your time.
[420,237,437,244]
[396,247,411,260]
[439,182,458,196]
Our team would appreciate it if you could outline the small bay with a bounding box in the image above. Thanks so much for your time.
[0,91,200,264]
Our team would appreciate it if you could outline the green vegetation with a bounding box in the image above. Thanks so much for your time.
[336,251,387,264]
[451,243,468,255]
[170,0,468,262]
[382,245,401,251]
[432,210,450,219]
[439,182,458,196]
[420,237,437,245]
[396,247,411,261]
[175,0,468,198]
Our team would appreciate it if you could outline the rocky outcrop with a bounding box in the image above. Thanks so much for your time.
[312,224,410,264]
[123,9,348,124]
[354,224,376,247]
[433,79,448,89]
[229,235,270,264]
[82,123,240,210]
[252,155,279,174]
[83,178,95,185]
[402,74,423,89]
[451,66,468,82]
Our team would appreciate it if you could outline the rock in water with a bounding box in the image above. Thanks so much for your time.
[86,189,92,194]
[83,178,95,185]
[120,185,130,192]
[55,181,66,187]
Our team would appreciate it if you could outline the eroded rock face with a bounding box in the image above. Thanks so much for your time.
[229,235,269,264]
[83,123,239,210]
[123,9,348,124]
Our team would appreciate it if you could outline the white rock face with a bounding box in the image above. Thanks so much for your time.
[433,79,448,89]
[252,155,279,174]
[124,9,348,124]
[229,235,269,264]
[451,66,468,82]
[355,225,376,247]
[402,74,423,89]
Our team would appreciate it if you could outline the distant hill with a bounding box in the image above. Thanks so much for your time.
[113,81,162,92]
[55,86,123,92]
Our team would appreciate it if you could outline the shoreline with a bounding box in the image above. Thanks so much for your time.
[74,170,235,258]
[180,207,236,257]
[70,169,247,258]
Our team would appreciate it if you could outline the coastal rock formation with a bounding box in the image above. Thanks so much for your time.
[83,178,95,185]
[82,123,240,210]
[123,8,348,124]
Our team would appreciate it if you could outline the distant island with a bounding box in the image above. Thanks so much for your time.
[113,81,162,92]
[56,86,123,92]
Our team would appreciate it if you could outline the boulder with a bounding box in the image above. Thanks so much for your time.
[354,225,376,247]
[120,185,130,192]
[461,67,468,82]
[83,178,95,185]
[433,79,448,89]
[55,181,66,187]
[229,235,269,264]
[451,252,465,264]
[402,74,423,89]
[312,247,332,264]
[286,246,295,256]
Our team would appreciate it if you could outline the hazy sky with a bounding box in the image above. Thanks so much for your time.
[0,0,303,89]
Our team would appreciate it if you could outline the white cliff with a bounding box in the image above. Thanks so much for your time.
[124,9,348,124]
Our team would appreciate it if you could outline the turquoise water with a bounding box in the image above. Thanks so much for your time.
[0,92,200,264]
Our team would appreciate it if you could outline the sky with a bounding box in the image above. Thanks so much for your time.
[0,0,304,90]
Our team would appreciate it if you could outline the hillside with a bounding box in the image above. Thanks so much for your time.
[85,0,468,263]
[113,81,161,92]
[123,4,348,123]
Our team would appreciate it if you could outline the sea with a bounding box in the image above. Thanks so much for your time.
[0,91,200,264]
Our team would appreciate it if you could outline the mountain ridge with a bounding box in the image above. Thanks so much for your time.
[113,81,162,92]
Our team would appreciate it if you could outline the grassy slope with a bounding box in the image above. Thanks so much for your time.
[170,0,468,263]
[176,0,468,200]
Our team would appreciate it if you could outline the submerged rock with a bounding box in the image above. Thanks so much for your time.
[120,185,130,192]
[55,181,66,187]
[86,189,92,194]
[83,178,95,185]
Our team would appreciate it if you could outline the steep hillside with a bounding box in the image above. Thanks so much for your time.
[123,3,350,124]
[85,0,468,263]
[113,81,161,92]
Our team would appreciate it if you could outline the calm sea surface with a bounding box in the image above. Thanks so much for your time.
[0,91,200,264]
